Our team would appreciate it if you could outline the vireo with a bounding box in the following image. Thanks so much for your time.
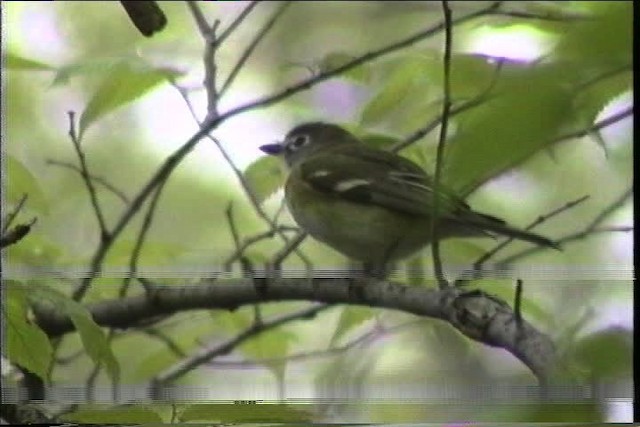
[260,122,559,268]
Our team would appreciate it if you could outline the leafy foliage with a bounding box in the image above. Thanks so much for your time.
[243,155,286,205]
[79,60,181,137]
[28,283,120,381]
[2,1,632,423]
[4,282,53,380]
[5,156,49,214]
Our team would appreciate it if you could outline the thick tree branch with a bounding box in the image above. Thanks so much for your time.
[34,278,557,382]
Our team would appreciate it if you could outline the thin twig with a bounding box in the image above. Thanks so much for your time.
[574,64,632,91]
[85,328,117,401]
[47,159,130,204]
[453,195,590,285]
[556,106,634,143]
[514,279,523,326]
[170,81,308,268]
[489,9,588,22]
[392,95,491,153]
[217,1,262,46]
[225,202,242,249]
[203,20,222,119]
[67,111,110,241]
[122,180,168,297]
[0,218,37,249]
[224,201,254,274]
[224,226,299,269]
[473,195,590,268]
[186,1,222,119]
[206,318,422,367]
[219,1,293,98]
[71,1,506,301]
[2,193,28,234]
[496,187,633,267]
[462,105,633,198]
[154,303,332,383]
[170,79,280,230]
[392,56,505,154]
[270,231,308,270]
[431,0,453,290]
[144,327,187,358]
[185,0,211,36]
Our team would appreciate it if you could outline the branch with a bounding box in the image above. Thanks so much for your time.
[0,218,37,249]
[185,0,211,36]
[206,319,422,367]
[391,95,490,153]
[1,194,36,249]
[223,225,299,269]
[171,84,309,267]
[219,1,292,98]
[122,180,168,296]
[66,111,110,241]
[391,56,505,153]
[34,278,557,382]
[46,159,130,204]
[217,1,262,46]
[488,9,588,22]
[453,195,590,284]
[431,0,453,289]
[554,106,633,142]
[2,193,28,235]
[153,303,331,383]
[496,186,633,268]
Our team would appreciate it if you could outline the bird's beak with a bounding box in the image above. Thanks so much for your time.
[259,142,284,155]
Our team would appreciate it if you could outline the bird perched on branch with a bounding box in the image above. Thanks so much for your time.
[260,122,559,273]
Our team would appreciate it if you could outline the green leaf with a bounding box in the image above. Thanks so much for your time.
[243,155,286,205]
[181,403,312,423]
[5,155,49,215]
[61,406,163,424]
[553,2,632,68]
[571,327,632,379]
[442,67,573,195]
[329,306,375,347]
[104,239,187,268]
[29,284,120,381]
[317,51,371,83]
[239,329,297,377]
[79,60,175,137]
[360,55,430,126]
[423,53,498,100]
[4,281,53,381]
[3,52,54,71]
[572,69,632,127]
[5,233,65,268]
[51,57,124,86]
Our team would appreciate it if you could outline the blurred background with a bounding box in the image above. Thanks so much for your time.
[2,1,633,423]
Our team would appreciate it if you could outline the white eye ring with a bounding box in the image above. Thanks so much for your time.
[288,134,310,150]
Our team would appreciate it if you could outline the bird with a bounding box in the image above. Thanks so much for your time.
[259,122,559,273]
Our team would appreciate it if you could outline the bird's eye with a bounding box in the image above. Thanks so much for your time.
[288,134,310,150]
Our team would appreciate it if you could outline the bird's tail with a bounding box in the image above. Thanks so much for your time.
[464,212,561,250]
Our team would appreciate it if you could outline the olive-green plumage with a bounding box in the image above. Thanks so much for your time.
[260,122,559,266]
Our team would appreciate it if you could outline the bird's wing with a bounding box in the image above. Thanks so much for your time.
[297,144,471,218]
